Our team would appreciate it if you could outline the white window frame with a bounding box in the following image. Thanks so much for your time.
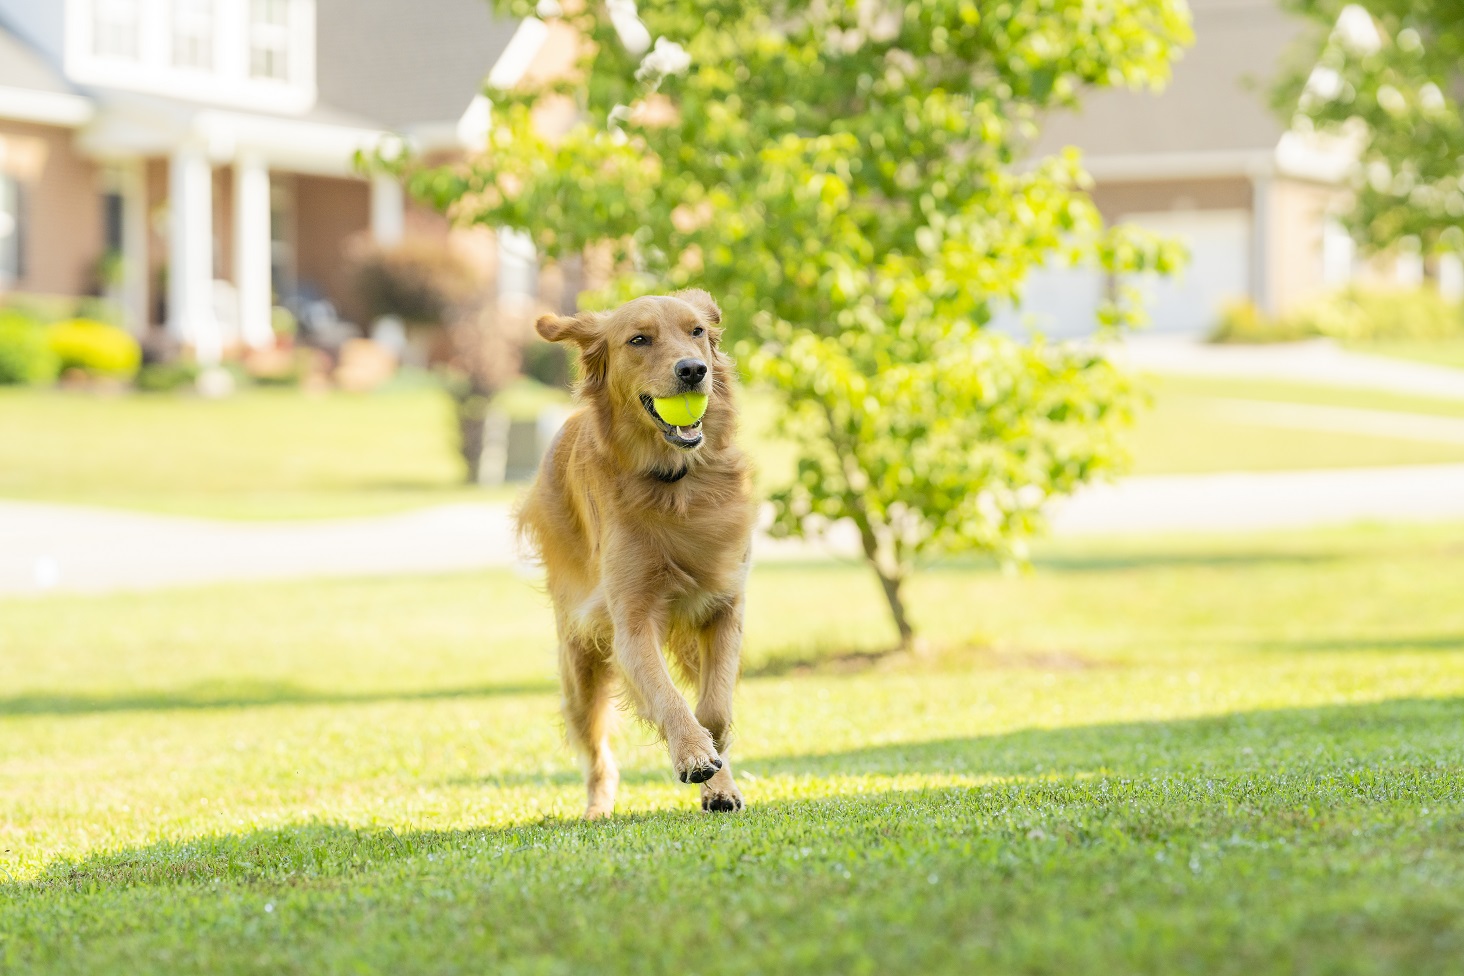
[248,0,292,81]
[65,0,317,114]
[171,0,217,71]
[92,0,143,61]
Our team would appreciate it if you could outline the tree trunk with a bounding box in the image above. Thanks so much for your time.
[850,509,916,651]
[874,568,915,652]
[450,384,492,483]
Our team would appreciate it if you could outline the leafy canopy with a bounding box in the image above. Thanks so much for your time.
[403,0,1190,641]
[1278,0,1464,256]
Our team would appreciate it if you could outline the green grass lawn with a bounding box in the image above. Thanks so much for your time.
[4,522,1463,973]
[4,371,1464,521]
[1346,338,1464,371]
[1128,374,1464,474]
[0,384,507,519]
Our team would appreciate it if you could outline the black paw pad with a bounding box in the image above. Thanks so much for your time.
[685,763,718,784]
[702,794,742,812]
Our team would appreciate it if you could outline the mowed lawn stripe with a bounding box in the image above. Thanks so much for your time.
[2,523,1462,973]
[6,698,1461,975]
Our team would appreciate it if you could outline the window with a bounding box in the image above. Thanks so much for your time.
[269,179,296,301]
[172,0,215,70]
[249,0,292,81]
[103,191,125,254]
[93,0,142,60]
[0,176,21,284]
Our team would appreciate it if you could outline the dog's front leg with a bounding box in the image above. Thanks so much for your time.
[609,596,722,784]
[696,597,745,812]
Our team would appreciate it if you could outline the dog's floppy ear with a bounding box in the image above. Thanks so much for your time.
[536,311,601,346]
[538,311,608,393]
[674,289,721,325]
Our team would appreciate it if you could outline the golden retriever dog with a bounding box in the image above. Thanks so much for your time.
[518,290,756,818]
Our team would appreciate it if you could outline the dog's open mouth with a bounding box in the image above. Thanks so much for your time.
[640,394,704,448]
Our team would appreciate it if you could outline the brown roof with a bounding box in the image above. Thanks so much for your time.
[1031,0,1317,160]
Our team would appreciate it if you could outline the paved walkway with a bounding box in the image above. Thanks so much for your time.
[0,502,517,595]
[1209,399,1464,445]
[1047,463,1464,535]
[7,460,1464,595]
[8,341,1464,595]
[1116,336,1464,401]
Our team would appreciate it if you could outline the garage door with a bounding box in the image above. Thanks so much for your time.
[1125,210,1251,336]
[987,259,1108,340]
[988,210,1253,340]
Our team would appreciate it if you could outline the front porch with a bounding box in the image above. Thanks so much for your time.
[84,102,410,362]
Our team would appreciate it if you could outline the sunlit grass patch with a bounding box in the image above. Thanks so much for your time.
[3,523,1463,972]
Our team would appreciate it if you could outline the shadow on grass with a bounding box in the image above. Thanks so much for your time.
[743,642,1104,679]
[447,694,1464,793]
[0,679,558,717]
[1027,550,1341,574]
[7,699,1462,976]
[755,549,1341,578]
[12,696,1461,896]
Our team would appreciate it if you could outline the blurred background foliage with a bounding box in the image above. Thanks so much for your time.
[400,0,1193,644]
[1278,0,1464,258]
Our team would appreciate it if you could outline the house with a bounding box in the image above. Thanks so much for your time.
[0,0,564,362]
[1005,0,1462,338]
[4,0,1452,356]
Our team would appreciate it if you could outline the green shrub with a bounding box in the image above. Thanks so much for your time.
[135,360,201,393]
[1280,288,1464,342]
[0,309,60,385]
[1209,299,1318,344]
[346,237,483,326]
[271,305,298,339]
[46,318,142,378]
[1213,289,1464,345]
[520,339,571,389]
[1,292,77,325]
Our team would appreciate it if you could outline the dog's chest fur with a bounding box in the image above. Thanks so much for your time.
[610,472,755,617]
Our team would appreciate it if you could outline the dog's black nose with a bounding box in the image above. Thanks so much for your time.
[675,358,708,385]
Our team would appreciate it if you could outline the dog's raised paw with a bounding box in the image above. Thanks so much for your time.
[678,756,722,784]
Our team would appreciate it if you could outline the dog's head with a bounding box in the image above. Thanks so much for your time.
[536,290,730,461]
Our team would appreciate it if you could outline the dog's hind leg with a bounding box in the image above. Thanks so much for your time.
[695,597,745,812]
[559,628,618,820]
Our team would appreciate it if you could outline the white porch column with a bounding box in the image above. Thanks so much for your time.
[118,159,149,333]
[1249,173,1273,316]
[370,173,404,247]
[168,145,219,363]
[233,153,273,349]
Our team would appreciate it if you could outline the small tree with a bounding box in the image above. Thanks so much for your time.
[402,0,1188,646]
[348,237,519,479]
[1277,1,1464,260]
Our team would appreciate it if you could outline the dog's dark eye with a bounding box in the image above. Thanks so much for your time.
[691,327,705,337]
[628,335,649,346]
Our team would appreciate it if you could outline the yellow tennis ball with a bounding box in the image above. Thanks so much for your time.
[653,392,709,426]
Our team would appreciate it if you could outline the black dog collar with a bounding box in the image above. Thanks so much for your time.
[650,464,690,484]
